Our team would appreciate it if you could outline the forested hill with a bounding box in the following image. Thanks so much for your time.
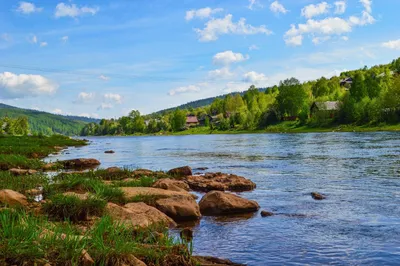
[0,103,100,135]
[153,88,266,115]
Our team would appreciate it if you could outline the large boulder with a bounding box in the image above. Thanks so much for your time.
[155,196,201,222]
[106,202,176,228]
[132,169,154,177]
[121,187,197,201]
[9,168,38,176]
[167,166,192,177]
[0,189,29,207]
[186,173,256,192]
[153,178,190,192]
[193,256,245,266]
[199,191,259,216]
[60,158,100,169]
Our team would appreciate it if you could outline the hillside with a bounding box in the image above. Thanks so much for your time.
[153,87,267,116]
[0,103,100,135]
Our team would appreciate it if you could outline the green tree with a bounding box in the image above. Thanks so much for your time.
[350,72,367,101]
[170,109,186,132]
[276,78,308,117]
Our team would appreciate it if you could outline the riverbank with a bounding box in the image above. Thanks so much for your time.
[0,135,252,266]
[168,122,400,136]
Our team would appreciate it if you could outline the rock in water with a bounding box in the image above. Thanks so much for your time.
[311,192,326,200]
[180,227,194,242]
[199,191,259,216]
[60,158,100,169]
[155,196,201,222]
[153,178,190,192]
[261,210,274,217]
[104,150,115,154]
[0,189,29,207]
[193,256,245,266]
[185,172,256,192]
[167,166,192,177]
[106,202,176,228]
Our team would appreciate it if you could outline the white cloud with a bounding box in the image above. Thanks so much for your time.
[249,45,259,51]
[61,36,69,43]
[29,34,37,44]
[243,71,268,84]
[55,2,99,18]
[348,11,375,26]
[17,2,43,14]
[195,14,272,42]
[334,1,346,14]
[208,67,233,79]
[99,75,110,81]
[248,0,263,10]
[301,2,330,19]
[382,39,400,50]
[168,85,200,96]
[31,106,40,111]
[342,36,349,41]
[270,1,288,15]
[0,72,58,99]
[285,35,303,46]
[52,109,62,115]
[98,103,113,110]
[360,0,372,13]
[213,51,249,65]
[40,42,47,47]
[75,92,95,103]
[185,7,223,21]
[79,113,99,118]
[104,93,122,104]
[223,82,249,93]
[312,36,331,45]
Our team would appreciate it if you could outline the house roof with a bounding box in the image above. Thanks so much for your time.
[312,101,340,111]
[186,116,199,123]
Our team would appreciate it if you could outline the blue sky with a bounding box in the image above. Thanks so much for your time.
[0,0,399,118]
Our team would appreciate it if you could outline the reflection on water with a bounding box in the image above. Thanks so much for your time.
[48,132,400,265]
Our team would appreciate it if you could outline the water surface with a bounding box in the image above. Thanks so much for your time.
[48,133,400,265]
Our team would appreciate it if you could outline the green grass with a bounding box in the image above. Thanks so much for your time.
[112,176,156,188]
[0,171,48,193]
[0,154,44,170]
[0,135,86,158]
[46,174,126,204]
[0,209,195,266]
[43,194,106,222]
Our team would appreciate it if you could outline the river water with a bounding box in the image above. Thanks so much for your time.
[47,133,400,265]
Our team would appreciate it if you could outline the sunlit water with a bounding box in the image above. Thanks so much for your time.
[47,133,400,265]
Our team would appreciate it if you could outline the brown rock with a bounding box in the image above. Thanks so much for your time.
[106,167,122,173]
[167,166,192,177]
[60,158,100,169]
[115,254,147,266]
[9,168,38,176]
[63,192,89,200]
[261,210,274,217]
[43,163,56,170]
[80,249,95,266]
[104,150,115,154]
[311,192,326,200]
[106,202,176,228]
[0,189,29,207]
[153,178,190,192]
[155,196,201,222]
[199,191,259,216]
[25,189,42,196]
[180,228,194,242]
[185,173,256,192]
[54,146,67,151]
[193,256,245,266]
[132,169,154,177]
[121,187,197,201]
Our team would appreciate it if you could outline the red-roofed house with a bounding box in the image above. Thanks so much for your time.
[186,115,199,127]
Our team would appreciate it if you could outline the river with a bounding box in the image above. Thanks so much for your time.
[46,132,400,265]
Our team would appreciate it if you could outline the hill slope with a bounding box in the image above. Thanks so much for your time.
[0,103,100,135]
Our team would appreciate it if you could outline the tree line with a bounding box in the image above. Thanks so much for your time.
[81,57,400,136]
[0,117,29,135]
